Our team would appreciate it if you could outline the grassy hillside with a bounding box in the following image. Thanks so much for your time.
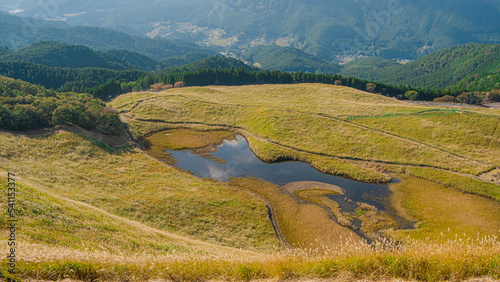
[1,128,499,281]
[340,44,500,91]
[0,131,279,250]
[0,172,255,257]
[1,83,499,280]
[113,83,500,239]
[112,84,499,174]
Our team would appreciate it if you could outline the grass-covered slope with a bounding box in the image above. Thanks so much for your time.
[112,84,500,175]
[1,84,499,281]
[0,172,255,257]
[0,132,279,251]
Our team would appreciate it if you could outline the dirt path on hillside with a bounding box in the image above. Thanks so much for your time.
[2,123,291,250]
[12,175,259,259]
[118,119,292,249]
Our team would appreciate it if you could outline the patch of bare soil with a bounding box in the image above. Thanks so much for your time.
[479,169,500,185]
[282,181,345,195]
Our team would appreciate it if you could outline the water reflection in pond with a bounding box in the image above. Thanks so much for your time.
[167,135,391,213]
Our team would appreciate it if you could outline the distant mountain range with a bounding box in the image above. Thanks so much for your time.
[0,26,499,93]
[2,0,500,60]
[0,41,176,71]
[0,12,216,62]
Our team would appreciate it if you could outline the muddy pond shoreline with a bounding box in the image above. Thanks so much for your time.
[142,128,415,243]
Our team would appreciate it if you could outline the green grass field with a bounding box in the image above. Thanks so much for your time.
[1,84,499,281]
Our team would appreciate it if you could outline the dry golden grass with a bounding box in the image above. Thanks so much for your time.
[229,178,362,250]
[112,84,496,175]
[294,188,352,228]
[1,84,499,281]
[354,113,500,167]
[109,84,500,243]
[389,174,500,242]
[0,173,264,259]
[142,128,236,151]
[5,235,500,281]
[0,132,280,252]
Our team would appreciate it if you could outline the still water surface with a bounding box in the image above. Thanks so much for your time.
[167,135,391,212]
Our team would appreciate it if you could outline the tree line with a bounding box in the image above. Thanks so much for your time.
[0,76,121,134]
[137,67,465,101]
[1,57,497,108]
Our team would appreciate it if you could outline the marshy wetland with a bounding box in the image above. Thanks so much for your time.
[142,127,490,246]
[128,84,500,248]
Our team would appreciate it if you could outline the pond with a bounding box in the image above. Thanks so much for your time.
[167,134,393,215]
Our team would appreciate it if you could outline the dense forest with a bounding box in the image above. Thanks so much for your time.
[0,75,121,133]
[0,53,485,105]
[0,41,135,70]
[340,44,500,91]
[161,56,258,74]
[241,45,339,74]
[0,40,497,134]
[0,61,146,95]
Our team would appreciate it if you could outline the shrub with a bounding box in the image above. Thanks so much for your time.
[457,92,482,104]
[487,89,500,102]
[404,90,420,101]
[174,81,186,88]
[366,82,376,93]
[434,95,458,103]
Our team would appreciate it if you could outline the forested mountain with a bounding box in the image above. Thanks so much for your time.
[339,44,500,91]
[161,56,257,74]
[0,56,255,94]
[105,50,167,71]
[3,1,500,60]
[0,61,146,93]
[0,12,216,61]
[0,41,135,70]
[241,45,339,74]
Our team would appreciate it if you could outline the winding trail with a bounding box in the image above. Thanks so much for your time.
[1,122,291,250]
[119,117,292,249]
[11,175,260,258]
